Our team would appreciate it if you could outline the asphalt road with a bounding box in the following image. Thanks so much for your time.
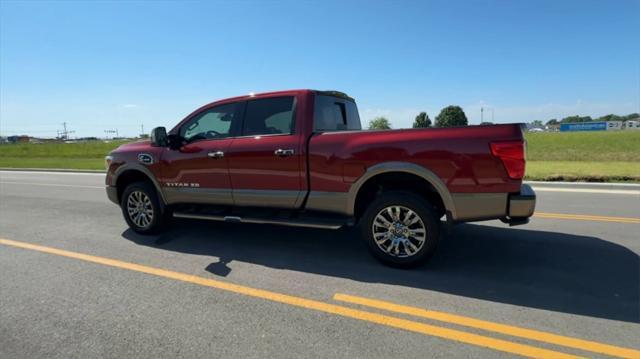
[1,170,638,359]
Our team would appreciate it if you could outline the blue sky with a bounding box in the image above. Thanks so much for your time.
[1,0,638,137]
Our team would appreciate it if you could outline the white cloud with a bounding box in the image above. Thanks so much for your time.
[120,104,139,109]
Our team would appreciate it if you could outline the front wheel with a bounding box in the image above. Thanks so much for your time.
[121,181,167,234]
[360,191,440,268]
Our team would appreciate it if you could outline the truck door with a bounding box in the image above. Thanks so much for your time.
[159,102,241,205]
[227,96,304,209]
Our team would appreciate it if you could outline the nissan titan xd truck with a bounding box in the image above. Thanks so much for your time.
[105,90,536,267]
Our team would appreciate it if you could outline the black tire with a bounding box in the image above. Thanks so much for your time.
[120,181,168,234]
[360,191,440,268]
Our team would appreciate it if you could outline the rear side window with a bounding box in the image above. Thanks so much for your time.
[313,95,362,131]
[242,96,295,136]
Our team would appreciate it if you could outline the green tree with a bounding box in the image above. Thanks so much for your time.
[368,117,392,130]
[561,115,592,123]
[480,122,494,125]
[546,119,559,126]
[435,106,468,127]
[412,112,432,128]
[530,120,544,128]
[597,114,622,122]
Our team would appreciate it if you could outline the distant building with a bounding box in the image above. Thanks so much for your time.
[7,135,30,143]
[606,121,622,131]
[559,120,637,132]
[560,122,607,132]
[626,120,640,130]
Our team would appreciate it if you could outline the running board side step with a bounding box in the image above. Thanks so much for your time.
[172,212,347,230]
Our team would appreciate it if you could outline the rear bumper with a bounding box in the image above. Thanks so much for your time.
[449,184,536,225]
[106,186,119,205]
[508,184,536,218]
[500,184,536,226]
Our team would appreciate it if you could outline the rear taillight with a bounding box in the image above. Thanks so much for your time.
[490,140,526,179]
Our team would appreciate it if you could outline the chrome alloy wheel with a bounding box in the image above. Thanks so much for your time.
[371,205,426,258]
[126,190,154,228]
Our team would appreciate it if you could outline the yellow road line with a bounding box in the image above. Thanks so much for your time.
[534,212,640,224]
[334,294,640,359]
[0,238,581,359]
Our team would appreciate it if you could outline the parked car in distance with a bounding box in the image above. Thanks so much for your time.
[105,90,536,267]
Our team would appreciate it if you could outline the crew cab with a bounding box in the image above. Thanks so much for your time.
[105,89,536,267]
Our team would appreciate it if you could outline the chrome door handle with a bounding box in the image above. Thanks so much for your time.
[274,148,295,157]
[207,151,224,158]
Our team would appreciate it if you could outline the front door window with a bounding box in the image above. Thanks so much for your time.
[181,103,237,142]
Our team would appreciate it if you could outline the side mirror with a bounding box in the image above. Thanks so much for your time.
[150,127,168,147]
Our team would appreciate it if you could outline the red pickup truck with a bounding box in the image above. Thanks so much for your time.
[106,89,535,267]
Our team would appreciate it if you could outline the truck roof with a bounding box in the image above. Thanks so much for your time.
[203,89,353,108]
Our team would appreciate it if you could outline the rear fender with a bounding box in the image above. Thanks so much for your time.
[347,161,456,219]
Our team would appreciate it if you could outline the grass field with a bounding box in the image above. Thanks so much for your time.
[526,161,640,182]
[0,140,129,171]
[525,131,639,162]
[524,131,640,181]
[1,131,639,181]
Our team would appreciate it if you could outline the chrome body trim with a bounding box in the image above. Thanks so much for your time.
[173,212,343,229]
[305,191,350,214]
[508,184,536,218]
[232,189,303,209]
[274,148,295,156]
[164,187,233,205]
[137,153,154,165]
[207,151,225,158]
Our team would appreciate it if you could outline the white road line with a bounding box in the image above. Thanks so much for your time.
[526,180,640,189]
[0,181,103,189]
[0,170,104,176]
[531,187,640,195]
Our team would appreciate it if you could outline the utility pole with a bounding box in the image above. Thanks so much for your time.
[480,107,495,124]
[104,129,119,139]
[59,122,75,140]
[141,123,144,137]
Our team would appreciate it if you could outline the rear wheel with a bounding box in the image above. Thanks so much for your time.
[360,191,440,268]
[121,181,167,234]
